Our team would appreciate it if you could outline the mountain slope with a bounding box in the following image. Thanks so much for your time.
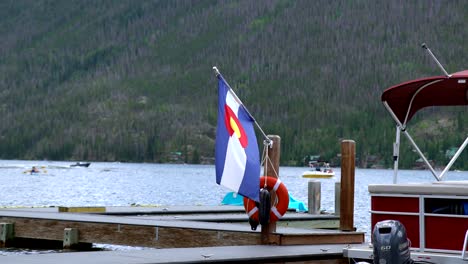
[0,0,467,168]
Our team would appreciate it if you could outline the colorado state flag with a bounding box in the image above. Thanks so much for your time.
[215,74,260,202]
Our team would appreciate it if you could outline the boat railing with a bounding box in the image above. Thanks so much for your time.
[388,115,468,182]
[462,229,468,260]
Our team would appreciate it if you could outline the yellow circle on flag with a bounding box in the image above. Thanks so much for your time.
[230,117,242,139]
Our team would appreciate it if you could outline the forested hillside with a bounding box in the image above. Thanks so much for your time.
[0,0,467,168]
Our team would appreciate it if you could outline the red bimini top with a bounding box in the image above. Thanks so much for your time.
[381,70,468,125]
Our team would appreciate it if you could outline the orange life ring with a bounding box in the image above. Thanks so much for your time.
[243,176,289,223]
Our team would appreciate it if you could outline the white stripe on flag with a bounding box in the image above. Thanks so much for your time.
[225,92,238,111]
[220,135,247,192]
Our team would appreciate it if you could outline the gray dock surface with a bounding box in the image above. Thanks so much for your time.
[1,244,348,263]
[0,206,339,233]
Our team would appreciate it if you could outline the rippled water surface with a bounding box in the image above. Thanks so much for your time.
[1,159,468,254]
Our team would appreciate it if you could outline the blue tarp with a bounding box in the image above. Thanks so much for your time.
[221,192,307,212]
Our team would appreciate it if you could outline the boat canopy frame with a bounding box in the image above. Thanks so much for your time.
[382,70,468,183]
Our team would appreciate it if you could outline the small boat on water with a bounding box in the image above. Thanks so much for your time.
[302,163,334,178]
[70,162,91,168]
[345,45,468,263]
[23,166,47,174]
[301,170,334,178]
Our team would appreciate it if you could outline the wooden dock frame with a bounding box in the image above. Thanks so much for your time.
[0,206,363,249]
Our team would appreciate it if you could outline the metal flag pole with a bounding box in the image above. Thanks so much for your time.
[421,43,450,77]
[212,66,272,147]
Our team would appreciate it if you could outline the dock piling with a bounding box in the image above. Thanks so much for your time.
[307,180,321,214]
[339,140,355,231]
[262,135,280,244]
[0,222,14,247]
[335,181,341,216]
[63,228,79,249]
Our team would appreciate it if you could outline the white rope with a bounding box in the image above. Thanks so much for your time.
[261,142,269,166]
[266,155,279,178]
[261,139,279,179]
[261,141,269,188]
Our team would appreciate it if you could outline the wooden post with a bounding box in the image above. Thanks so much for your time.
[340,140,355,231]
[63,228,79,249]
[307,180,321,214]
[0,223,14,248]
[335,181,341,216]
[261,135,280,244]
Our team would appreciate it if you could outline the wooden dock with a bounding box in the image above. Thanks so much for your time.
[0,205,364,262]
[0,206,362,247]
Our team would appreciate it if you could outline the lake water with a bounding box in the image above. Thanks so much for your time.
[1,160,468,255]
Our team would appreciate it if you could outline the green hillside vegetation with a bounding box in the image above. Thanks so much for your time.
[0,0,467,169]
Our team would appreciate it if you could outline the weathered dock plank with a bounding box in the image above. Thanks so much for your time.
[0,217,261,248]
[0,244,351,263]
[59,206,106,213]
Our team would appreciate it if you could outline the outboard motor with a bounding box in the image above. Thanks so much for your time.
[373,220,413,264]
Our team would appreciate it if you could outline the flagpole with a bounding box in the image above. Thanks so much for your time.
[212,66,272,147]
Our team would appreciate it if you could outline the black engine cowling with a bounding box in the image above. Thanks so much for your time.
[372,220,413,264]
